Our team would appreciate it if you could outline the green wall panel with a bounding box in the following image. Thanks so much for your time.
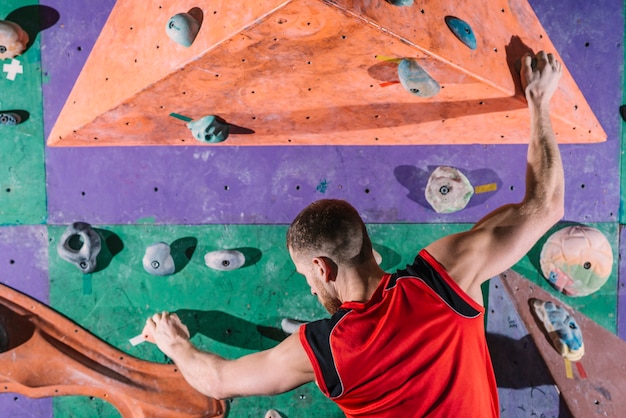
[48,222,617,416]
[0,2,47,225]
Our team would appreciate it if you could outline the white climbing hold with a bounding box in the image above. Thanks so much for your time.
[204,249,245,271]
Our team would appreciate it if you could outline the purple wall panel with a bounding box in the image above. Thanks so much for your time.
[0,225,51,416]
[617,228,626,341]
[46,144,527,225]
[41,0,622,225]
[41,0,117,138]
[486,277,564,417]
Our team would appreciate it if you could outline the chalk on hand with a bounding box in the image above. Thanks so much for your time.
[129,334,147,346]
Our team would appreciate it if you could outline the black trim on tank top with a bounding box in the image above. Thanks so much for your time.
[303,308,351,398]
[388,253,480,318]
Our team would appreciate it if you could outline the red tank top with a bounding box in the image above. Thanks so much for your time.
[300,249,499,417]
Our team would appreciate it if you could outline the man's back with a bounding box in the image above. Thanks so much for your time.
[300,249,499,417]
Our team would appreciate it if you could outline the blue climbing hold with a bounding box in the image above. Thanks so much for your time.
[0,112,20,125]
[385,0,414,6]
[532,299,584,361]
[445,16,477,50]
[397,58,440,98]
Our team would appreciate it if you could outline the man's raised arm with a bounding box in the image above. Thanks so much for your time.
[425,51,564,304]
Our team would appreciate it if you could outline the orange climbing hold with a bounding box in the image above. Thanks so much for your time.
[0,282,225,417]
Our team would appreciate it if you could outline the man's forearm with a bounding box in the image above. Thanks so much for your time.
[166,340,227,399]
[525,101,565,211]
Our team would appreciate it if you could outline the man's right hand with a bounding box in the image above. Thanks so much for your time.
[521,51,562,106]
[142,311,191,358]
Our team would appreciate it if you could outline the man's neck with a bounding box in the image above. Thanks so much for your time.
[336,262,386,304]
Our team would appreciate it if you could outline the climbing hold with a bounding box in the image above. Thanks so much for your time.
[57,222,102,274]
[540,225,613,296]
[620,104,626,122]
[0,20,29,60]
[265,409,282,418]
[385,0,414,6]
[397,58,440,98]
[204,249,245,271]
[165,13,200,47]
[531,299,584,361]
[425,166,474,213]
[281,318,308,335]
[187,115,230,143]
[143,242,175,276]
[445,16,477,50]
[0,112,20,125]
[372,248,382,265]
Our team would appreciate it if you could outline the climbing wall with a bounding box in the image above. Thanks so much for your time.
[0,0,623,417]
[47,0,604,147]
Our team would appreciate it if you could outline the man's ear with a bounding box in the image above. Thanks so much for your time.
[313,256,338,283]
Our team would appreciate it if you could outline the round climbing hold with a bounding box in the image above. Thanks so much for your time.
[0,20,29,60]
[143,242,175,276]
[204,249,245,271]
[397,58,440,98]
[425,166,474,213]
[540,225,613,296]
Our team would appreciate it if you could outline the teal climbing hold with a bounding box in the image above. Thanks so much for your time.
[385,0,414,6]
[165,13,200,47]
[397,58,440,98]
[445,16,477,50]
[187,115,230,143]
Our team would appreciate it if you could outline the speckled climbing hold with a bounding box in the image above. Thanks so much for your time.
[143,242,175,276]
[397,58,440,98]
[0,20,29,60]
[165,13,200,47]
[204,249,245,271]
[281,318,308,335]
[57,222,102,274]
[0,112,20,125]
[187,115,230,143]
[445,16,477,50]
[385,0,414,6]
[540,225,613,296]
[532,299,584,361]
[425,166,474,213]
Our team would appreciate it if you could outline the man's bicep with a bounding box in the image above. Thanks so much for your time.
[426,204,548,292]
[219,332,315,398]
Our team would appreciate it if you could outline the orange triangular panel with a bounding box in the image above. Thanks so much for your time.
[48,0,605,146]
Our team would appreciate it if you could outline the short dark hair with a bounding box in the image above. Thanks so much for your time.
[287,199,372,265]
